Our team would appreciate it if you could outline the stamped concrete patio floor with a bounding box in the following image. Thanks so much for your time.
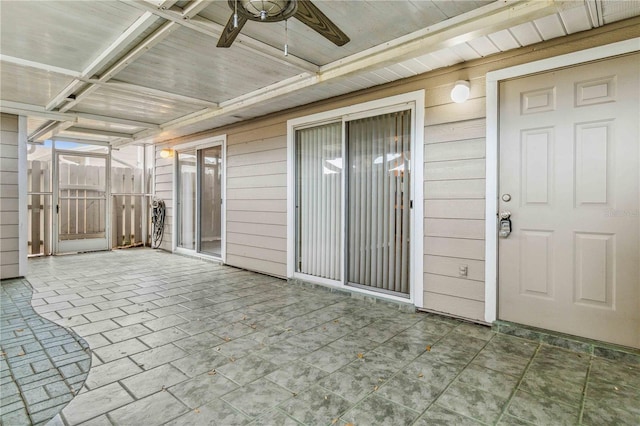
[17,249,640,425]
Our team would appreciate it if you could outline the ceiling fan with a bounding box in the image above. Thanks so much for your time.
[217,0,350,48]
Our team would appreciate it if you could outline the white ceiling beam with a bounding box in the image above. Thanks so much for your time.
[29,120,77,142]
[50,136,112,146]
[124,0,320,74]
[143,0,178,9]
[133,0,562,143]
[50,121,78,138]
[2,101,156,127]
[75,112,160,129]
[0,55,82,78]
[160,107,219,129]
[29,120,56,139]
[65,127,134,139]
[28,121,61,142]
[1,101,72,121]
[1,100,159,131]
[46,11,161,111]
[104,81,219,108]
[181,0,210,18]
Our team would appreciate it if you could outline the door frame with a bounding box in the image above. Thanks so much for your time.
[53,147,111,254]
[484,37,640,323]
[172,135,227,262]
[286,90,425,306]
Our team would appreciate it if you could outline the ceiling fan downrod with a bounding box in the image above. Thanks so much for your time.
[284,19,289,56]
[233,0,238,27]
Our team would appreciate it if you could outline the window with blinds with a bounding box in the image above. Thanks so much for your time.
[294,109,411,296]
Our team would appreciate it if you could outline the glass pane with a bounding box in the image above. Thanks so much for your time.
[347,110,411,295]
[199,146,222,257]
[296,122,342,280]
[177,151,196,250]
[57,155,107,241]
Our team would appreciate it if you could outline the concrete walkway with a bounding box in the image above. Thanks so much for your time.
[0,279,90,425]
[9,249,640,425]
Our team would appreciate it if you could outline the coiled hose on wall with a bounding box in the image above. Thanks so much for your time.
[151,199,166,249]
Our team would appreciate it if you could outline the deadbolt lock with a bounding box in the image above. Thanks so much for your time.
[499,211,512,238]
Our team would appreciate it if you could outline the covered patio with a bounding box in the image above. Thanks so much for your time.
[1,249,638,425]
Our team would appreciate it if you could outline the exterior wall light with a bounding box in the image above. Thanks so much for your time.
[451,80,470,103]
[160,148,174,159]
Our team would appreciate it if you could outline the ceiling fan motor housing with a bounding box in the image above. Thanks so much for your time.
[233,0,298,22]
[218,0,349,48]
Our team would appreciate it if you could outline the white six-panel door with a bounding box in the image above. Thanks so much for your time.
[498,53,640,348]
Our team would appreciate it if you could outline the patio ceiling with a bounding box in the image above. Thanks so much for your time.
[1,0,639,146]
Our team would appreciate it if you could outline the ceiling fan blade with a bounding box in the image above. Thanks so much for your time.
[217,13,248,48]
[295,0,350,46]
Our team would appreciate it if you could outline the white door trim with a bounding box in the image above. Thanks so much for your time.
[484,37,640,323]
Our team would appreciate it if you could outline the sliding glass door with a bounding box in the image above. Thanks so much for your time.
[295,109,412,297]
[346,111,411,295]
[176,142,224,259]
[177,151,196,250]
[199,146,223,257]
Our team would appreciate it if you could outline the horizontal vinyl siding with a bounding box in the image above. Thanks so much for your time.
[226,132,287,277]
[0,113,20,279]
[423,118,486,322]
[154,147,173,251]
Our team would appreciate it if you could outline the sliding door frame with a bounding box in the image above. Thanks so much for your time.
[287,91,424,306]
[172,135,227,262]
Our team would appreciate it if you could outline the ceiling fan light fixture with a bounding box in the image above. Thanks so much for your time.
[240,0,295,20]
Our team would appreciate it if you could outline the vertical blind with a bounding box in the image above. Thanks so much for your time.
[347,110,411,295]
[199,146,222,257]
[177,151,196,250]
[296,122,342,280]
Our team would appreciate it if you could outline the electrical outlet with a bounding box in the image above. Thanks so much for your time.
[459,264,468,277]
